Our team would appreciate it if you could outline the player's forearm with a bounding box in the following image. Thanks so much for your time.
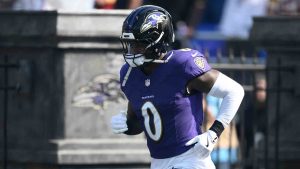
[208,72,244,133]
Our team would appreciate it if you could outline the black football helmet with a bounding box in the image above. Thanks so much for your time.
[120,5,175,67]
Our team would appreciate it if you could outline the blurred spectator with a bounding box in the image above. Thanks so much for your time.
[94,0,142,9]
[243,73,267,169]
[44,0,95,11]
[13,0,47,10]
[12,0,97,11]
[200,0,226,26]
[252,74,267,136]
[190,0,227,58]
[203,95,240,169]
[94,0,116,9]
[115,0,142,9]
[219,0,269,39]
[268,0,300,15]
[0,0,15,10]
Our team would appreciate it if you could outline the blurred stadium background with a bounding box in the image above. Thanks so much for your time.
[0,0,300,169]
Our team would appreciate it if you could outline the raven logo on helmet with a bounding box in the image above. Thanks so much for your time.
[140,12,167,33]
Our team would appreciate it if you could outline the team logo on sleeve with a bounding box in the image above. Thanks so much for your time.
[194,57,205,70]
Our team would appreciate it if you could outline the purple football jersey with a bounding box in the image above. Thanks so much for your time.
[120,49,211,159]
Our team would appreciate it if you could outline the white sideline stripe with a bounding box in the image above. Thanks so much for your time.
[57,149,149,155]
[50,138,146,145]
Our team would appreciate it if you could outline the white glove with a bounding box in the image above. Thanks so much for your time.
[185,130,218,159]
[111,110,128,134]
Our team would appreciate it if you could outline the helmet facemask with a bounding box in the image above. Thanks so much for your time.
[120,31,168,67]
[120,38,148,67]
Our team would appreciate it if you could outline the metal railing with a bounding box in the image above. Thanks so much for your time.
[204,50,267,169]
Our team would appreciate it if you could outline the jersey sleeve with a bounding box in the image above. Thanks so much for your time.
[184,50,212,80]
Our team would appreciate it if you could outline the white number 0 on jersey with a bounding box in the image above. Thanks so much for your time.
[141,101,162,141]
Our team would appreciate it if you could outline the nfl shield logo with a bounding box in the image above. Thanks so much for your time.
[145,79,150,87]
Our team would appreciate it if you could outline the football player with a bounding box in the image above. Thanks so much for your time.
[111,5,244,169]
